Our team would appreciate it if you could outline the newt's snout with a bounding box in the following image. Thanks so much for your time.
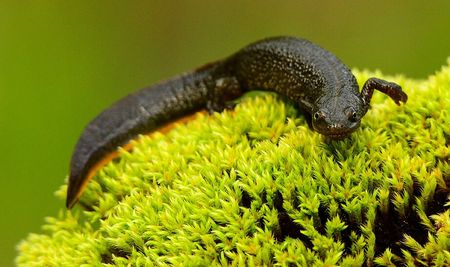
[314,123,359,139]
[312,107,361,139]
[326,122,360,139]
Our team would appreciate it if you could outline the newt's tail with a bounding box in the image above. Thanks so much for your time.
[66,70,214,208]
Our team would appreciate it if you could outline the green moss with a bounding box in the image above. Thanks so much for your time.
[17,60,450,266]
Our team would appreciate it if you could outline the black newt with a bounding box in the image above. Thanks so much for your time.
[66,36,407,208]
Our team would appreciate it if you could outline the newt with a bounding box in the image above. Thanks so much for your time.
[66,36,407,208]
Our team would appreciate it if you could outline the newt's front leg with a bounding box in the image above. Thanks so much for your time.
[361,77,408,111]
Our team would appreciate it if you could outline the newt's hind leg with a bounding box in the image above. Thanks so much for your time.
[361,77,408,111]
[206,76,243,113]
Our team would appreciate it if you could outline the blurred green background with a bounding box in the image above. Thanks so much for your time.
[0,1,449,265]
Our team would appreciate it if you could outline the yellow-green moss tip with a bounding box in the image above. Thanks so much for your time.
[17,60,450,266]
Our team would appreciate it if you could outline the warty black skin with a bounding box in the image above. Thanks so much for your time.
[66,36,407,208]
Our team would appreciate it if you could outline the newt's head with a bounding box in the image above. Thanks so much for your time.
[311,94,365,139]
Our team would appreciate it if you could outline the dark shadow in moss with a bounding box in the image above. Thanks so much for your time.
[271,191,313,248]
[444,131,450,146]
[238,188,314,247]
[101,246,131,264]
[240,188,252,209]
[373,179,448,258]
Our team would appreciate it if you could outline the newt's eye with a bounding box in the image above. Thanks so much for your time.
[348,109,358,122]
[313,111,325,121]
